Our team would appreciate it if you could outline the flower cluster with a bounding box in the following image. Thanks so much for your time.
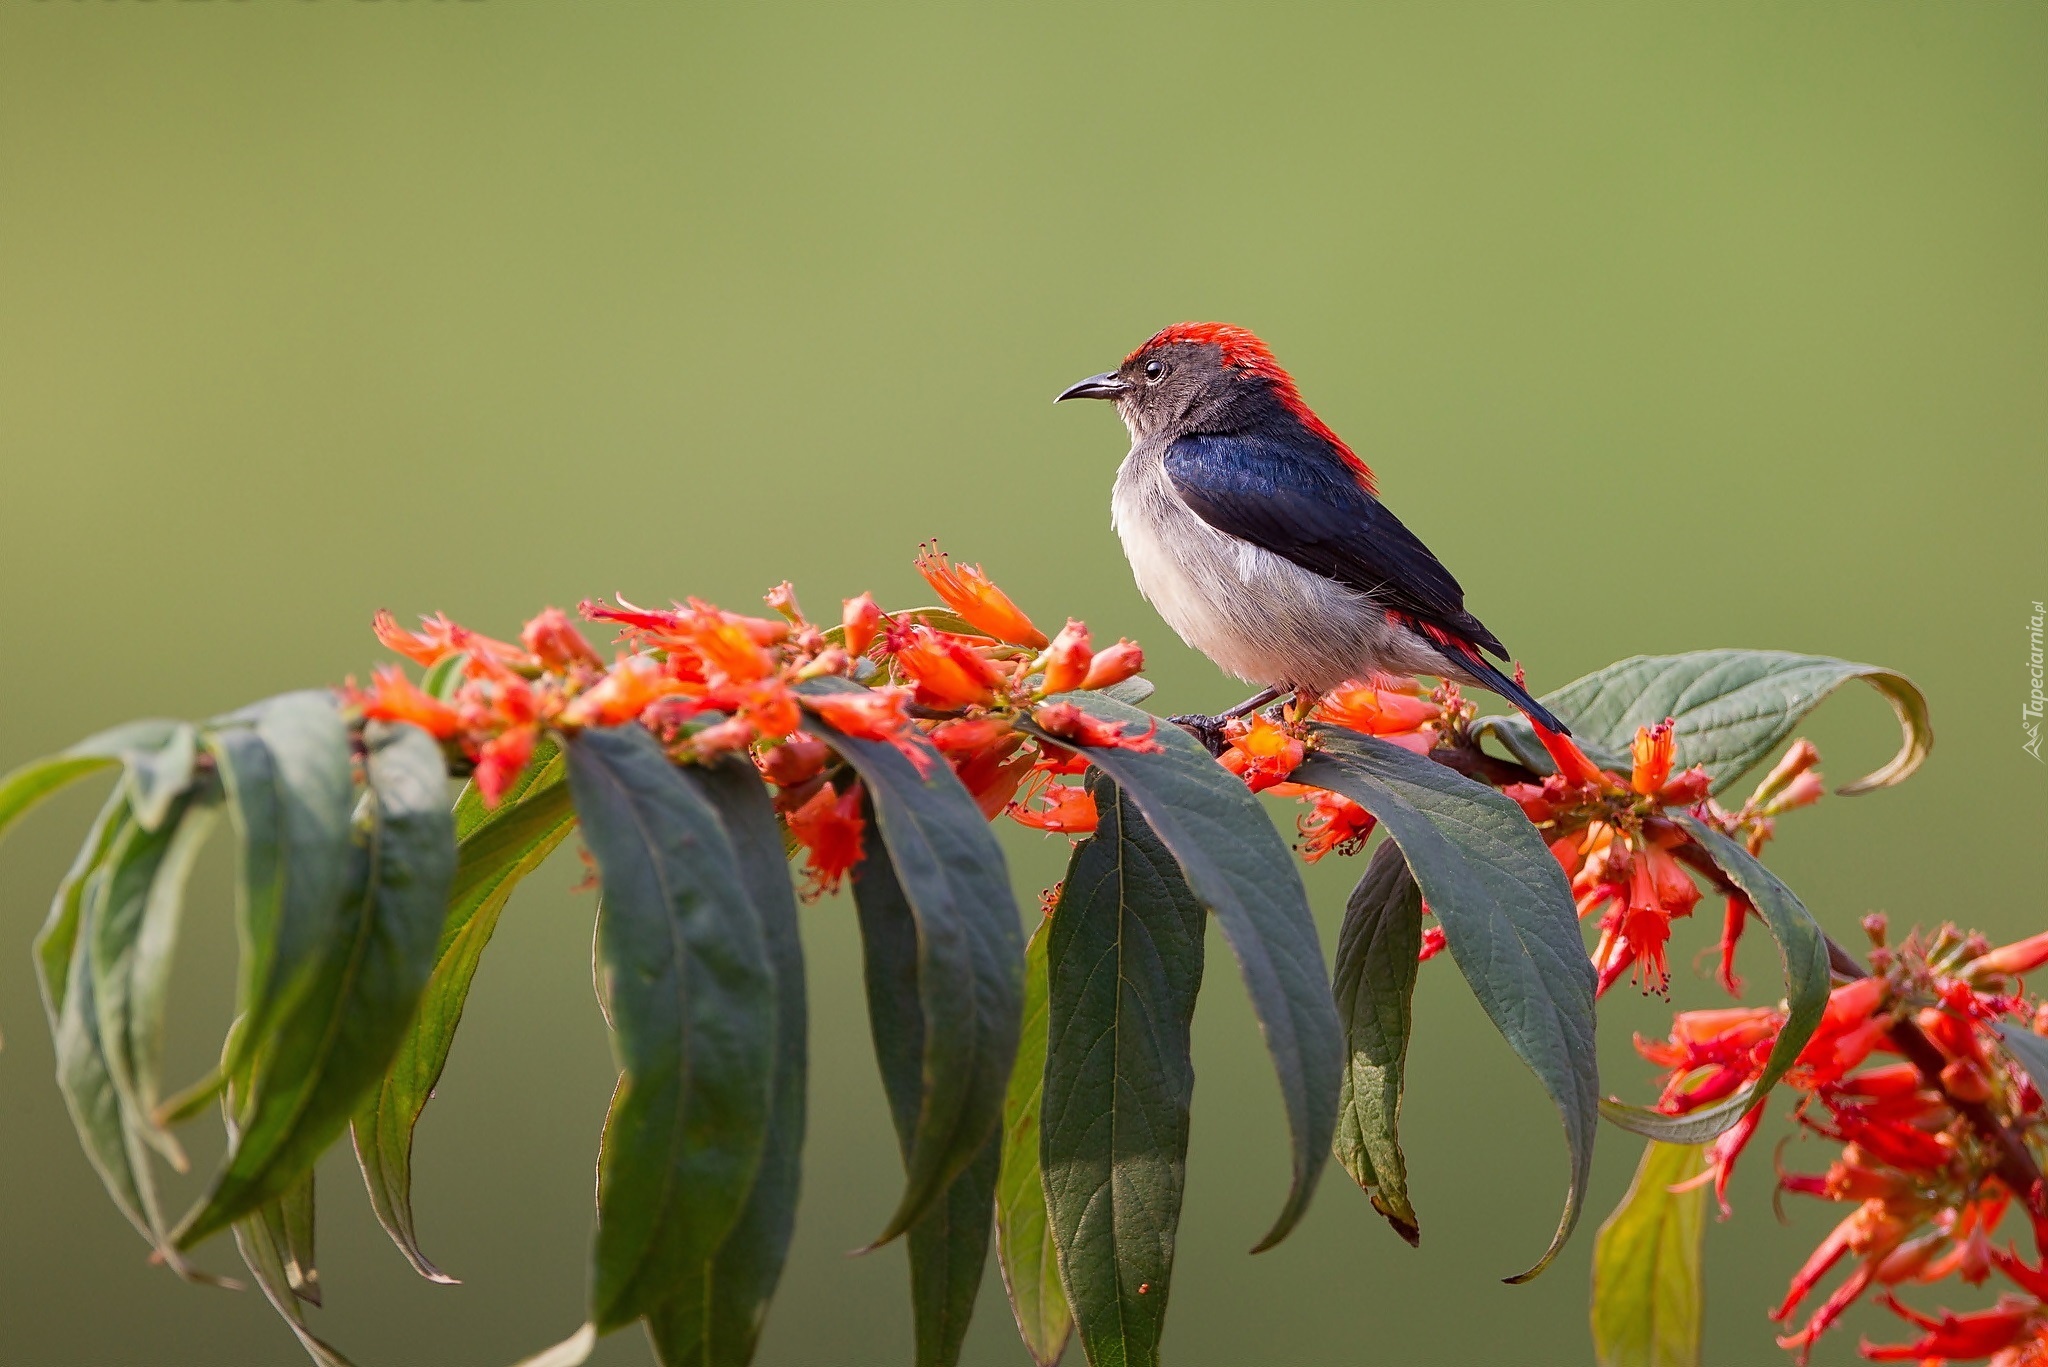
[1634,917,2048,1363]
[349,545,1153,898]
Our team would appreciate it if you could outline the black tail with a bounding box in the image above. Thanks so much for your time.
[1431,640,1571,736]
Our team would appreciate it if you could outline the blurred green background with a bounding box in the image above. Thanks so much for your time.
[1,4,2042,1364]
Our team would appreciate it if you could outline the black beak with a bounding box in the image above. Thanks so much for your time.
[1054,370,1126,403]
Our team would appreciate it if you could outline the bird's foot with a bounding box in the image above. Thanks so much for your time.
[1167,713,1230,758]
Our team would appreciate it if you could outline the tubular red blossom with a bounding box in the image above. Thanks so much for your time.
[1418,926,1447,962]
[1219,715,1306,794]
[1751,737,1822,808]
[1533,719,1615,790]
[764,581,802,623]
[1039,619,1094,695]
[1080,640,1145,690]
[681,604,781,684]
[801,685,915,743]
[561,655,687,728]
[580,596,686,638]
[1007,776,1098,834]
[1313,682,1439,737]
[757,735,828,788]
[1994,1249,2048,1301]
[841,593,882,657]
[352,665,460,740]
[521,607,603,671]
[894,627,1008,708]
[688,715,758,761]
[913,542,1047,648]
[1296,790,1376,862]
[1776,1261,1875,1363]
[787,781,865,897]
[1968,931,2048,983]
[1031,702,1162,753]
[474,726,537,809]
[1632,719,1676,797]
[1762,770,1827,816]
[374,609,459,667]
[949,734,1033,820]
[1860,1297,2038,1361]
[1701,1100,1766,1216]
[1720,896,1751,996]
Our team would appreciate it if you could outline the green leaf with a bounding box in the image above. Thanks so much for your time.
[1042,776,1205,1367]
[90,795,218,1170]
[353,743,575,1283]
[1478,650,1931,795]
[125,723,200,833]
[1022,692,1339,1254]
[175,720,457,1250]
[36,785,132,1026]
[205,693,359,1091]
[853,844,1000,1367]
[0,718,187,847]
[647,759,809,1367]
[994,915,1072,1367]
[279,1170,320,1306]
[1603,818,1829,1145]
[1994,1023,2048,1101]
[510,1324,598,1367]
[1330,839,1423,1245]
[51,800,206,1277]
[1590,1140,1706,1367]
[565,726,776,1333]
[1294,725,1595,1282]
[801,678,1024,1247]
[234,1196,356,1367]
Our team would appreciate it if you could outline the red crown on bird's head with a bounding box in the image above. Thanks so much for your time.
[1127,322,1374,493]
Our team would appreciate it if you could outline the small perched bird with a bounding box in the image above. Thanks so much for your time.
[1056,322,1568,744]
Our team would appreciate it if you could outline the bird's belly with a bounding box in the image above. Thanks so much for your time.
[1112,463,1424,693]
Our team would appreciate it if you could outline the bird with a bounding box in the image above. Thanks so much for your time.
[1055,321,1568,750]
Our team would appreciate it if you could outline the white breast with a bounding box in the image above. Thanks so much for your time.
[1109,443,1438,694]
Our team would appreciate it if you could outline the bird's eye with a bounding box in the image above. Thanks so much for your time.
[1143,358,1164,381]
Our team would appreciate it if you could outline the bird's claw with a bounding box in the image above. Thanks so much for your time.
[1167,713,1230,757]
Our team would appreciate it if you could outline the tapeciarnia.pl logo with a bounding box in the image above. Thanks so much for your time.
[2027,600,2045,762]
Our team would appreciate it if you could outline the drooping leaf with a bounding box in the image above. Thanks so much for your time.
[1602,818,1829,1145]
[853,844,1000,1367]
[509,1324,599,1367]
[175,720,457,1250]
[566,725,776,1333]
[1021,692,1339,1253]
[1042,776,1205,1367]
[1478,650,1931,795]
[1294,725,1595,1282]
[994,914,1071,1367]
[1330,839,1423,1245]
[802,678,1023,1247]
[125,723,200,833]
[647,759,809,1367]
[35,786,134,1026]
[354,744,575,1283]
[51,801,202,1274]
[1590,1140,1706,1367]
[235,1197,355,1367]
[90,794,217,1170]
[279,1170,320,1306]
[0,718,187,847]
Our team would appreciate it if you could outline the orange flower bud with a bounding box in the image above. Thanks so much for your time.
[521,607,603,671]
[1038,619,1094,695]
[1008,777,1098,834]
[474,725,537,808]
[914,542,1047,649]
[1761,770,1825,816]
[1962,929,2048,982]
[802,685,914,742]
[1080,640,1145,691]
[841,593,882,657]
[1750,737,1821,808]
[758,735,828,788]
[1030,702,1162,753]
[764,580,803,624]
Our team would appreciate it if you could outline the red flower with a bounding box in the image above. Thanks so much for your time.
[1007,774,1098,834]
[1861,1296,2040,1362]
[914,542,1047,649]
[374,610,530,671]
[1038,619,1094,695]
[894,626,1010,709]
[474,726,538,809]
[561,654,688,728]
[841,593,882,657]
[1080,640,1145,690]
[1967,930,2048,984]
[1418,926,1447,962]
[801,686,914,743]
[757,735,828,789]
[1218,714,1304,793]
[520,607,602,672]
[1295,790,1376,861]
[352,665,460,740]
[1031,702,1162,753]
[1313,680,1439,751]
[930,718,1032,819]
[787,781,865,898]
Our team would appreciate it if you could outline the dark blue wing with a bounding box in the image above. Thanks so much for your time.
[1165,430,1506,658]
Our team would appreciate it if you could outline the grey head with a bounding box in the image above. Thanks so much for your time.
[1055,323,1288,445]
